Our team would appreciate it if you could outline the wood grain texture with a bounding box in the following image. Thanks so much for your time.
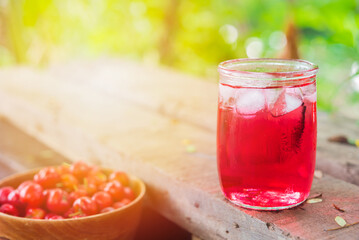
[45,59,359,185]
[0,118,192,240]
[0,59,358,239]
[0,118,69,178]
[316,113,359,184]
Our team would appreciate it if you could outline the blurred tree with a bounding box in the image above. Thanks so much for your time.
[0,0,357,116]
[279,21,299,59]
[3,1,27,64]
[159,0,180,65]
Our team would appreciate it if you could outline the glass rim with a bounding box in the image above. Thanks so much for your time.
[218,58,318,77]
[218,58,318,87]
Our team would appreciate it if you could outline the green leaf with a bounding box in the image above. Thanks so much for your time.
[186,145,197,153]
[306,198,322,203]
[335,216,347,227]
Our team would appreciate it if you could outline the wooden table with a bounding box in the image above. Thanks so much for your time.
[0,118,191,240]
[0,58,358,239]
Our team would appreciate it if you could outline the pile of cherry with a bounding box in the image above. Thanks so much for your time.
[0,162,136,219]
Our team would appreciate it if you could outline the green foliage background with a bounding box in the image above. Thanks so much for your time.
[0,0,358,114]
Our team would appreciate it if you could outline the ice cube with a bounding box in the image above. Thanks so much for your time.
[306,92,317,103]
[269,88,303,117]
[301,84,316,102]
[265,88,284,109]
[236,89,265,115]
[285,94,303,112]
[219,84,236,107]
[286,87,304,98]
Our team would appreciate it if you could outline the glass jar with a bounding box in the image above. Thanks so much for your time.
[217,58,318,210]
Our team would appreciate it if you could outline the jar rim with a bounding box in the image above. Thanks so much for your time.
[218,58,318,87]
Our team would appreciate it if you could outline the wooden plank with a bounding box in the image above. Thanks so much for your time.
[316,113,359,184]
[0,61,358,239]
[46,59,218,132]
[0,117,68,178]
[45,59,359,185]
[0,118,192,240]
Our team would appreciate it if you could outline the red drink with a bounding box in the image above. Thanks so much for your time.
[217,59,318,210]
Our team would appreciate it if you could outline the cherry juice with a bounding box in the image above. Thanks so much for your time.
[217,82,317,210]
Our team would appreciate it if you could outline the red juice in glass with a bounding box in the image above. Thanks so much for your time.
[217,59,318,210]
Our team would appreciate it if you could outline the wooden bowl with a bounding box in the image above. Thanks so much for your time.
[0,168,146,240]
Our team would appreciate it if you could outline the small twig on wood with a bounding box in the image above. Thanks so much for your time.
[308,193,322,199]
[332,204,345,212]
[328,135,359,148]
[325,221,359,231]
[328,135,349,144]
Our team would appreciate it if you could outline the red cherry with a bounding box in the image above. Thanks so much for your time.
[64,207,87,219]
[61,174,78,192]
[104,181,124,201]
[71,213,87,218]
[98,182,107,191]
[17,180,34,191]
[63,207,76,218]
[123,187,135,201]
[69,188,88,204]
[34,167,61,189]
[86,170,107,186]
[19,183,44,208]
[0,203,19,216]
[42,189,52,202]
[45,213,64,220]
[46,188,71,215]
[8,190,25,210]
[0,186,14,205]
[100,207,115,213]
[92,191,113,210]
[73,196,98,216]
[25,207,46,219]
[78,183,97,196]
[69,161,90,180]
[109,171,130,186]
[57,164,70,175]
[113,198,131,209]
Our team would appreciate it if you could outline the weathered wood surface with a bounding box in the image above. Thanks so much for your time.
[0,118,192,240]
[0,117,68,178]
[45,59,359,185]
[316,114,359,184]
[0,58,358,239]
